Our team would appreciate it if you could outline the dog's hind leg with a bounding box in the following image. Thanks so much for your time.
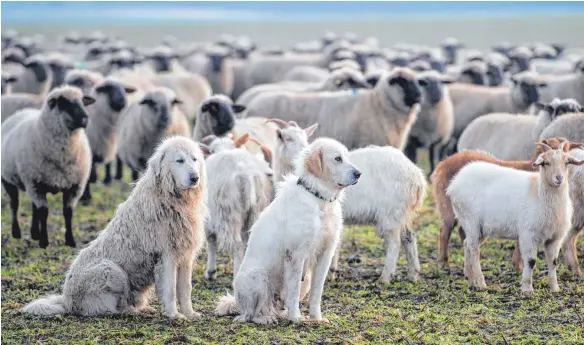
[204,234,218,280]
[380,226,401,283]
[401,229,421,282]
[176,258,200,319]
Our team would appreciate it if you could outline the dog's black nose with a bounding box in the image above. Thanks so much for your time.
[353,170,361,179]
[190,175,199,185]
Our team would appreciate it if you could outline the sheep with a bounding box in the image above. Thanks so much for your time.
[432,137,569,269]
[441,37,464,65]
[117,87,189,181]
[1,86,94,248]
[246,52,325,86]
[202,134,273,281]
[539,112,584,143]
[283,65,330,83]
[192,94,279,156]
[183,46,234,95]
[64,69,104,95]
[229,56,252,100]
[271,133,426,283]
[454,61,488,85]
[142,45,184,73]
[404,70,454,174]
[39,52,74,89]
[79,78,137,203]
[485,61,505,87]
[328,59,362,72]
[11,55,52,95]
[507,46,534,74]
[236,67,371,106]
[457,98,582,160]
[538,68,584,104]
[561,147,584,276]
[1,72,18,95]
[446,71,547,152]
[447,141,583,292]
[245,68,422,151]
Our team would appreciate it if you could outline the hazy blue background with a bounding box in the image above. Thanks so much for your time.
[3,2,584,50]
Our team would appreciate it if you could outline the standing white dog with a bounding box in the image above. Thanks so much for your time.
[216,137,361,324]
[21,136,208,319]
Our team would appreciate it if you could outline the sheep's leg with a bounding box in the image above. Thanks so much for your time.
[131,169,140,182]
[511,241,523,272]
[155,254,181,318]
[2,179,21,239]
[204,234,218,280]
[62,189,76,248]
[308,245,337,322]
[89,163,97,183]
[519,239,537,294]
[284,256,305,322]
[103,163,112,185]
[404,141,418,164]
[401,229,421,282]
[37,202,50,249]
[544,239,562,293]
[176,258,200,319]
[115,156,123,180]
[80,181,92,204]
[380,227,401,283]
[563,227,582,277]
[30,202,40,240]
[428,143,439,177]
[437,219,457,269]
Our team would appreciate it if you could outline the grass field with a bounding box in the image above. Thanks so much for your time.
[1,155,583,345]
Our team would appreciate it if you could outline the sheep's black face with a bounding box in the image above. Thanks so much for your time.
[24,60,49,83]
[3,53,23,64]
[366,75,380,87]
[235,48,249,59]
[151,55,172,72]
[208,54,225,73]
[48,95,92,130]
[354,53,368,73]
[389,76,422,107]
[49,63,72,90]
[462,69,485,85]
[511,56,530,72]
[442,45,457,65]
[486,63,504,86]
[419,79,443,106]
[110,58,135,70]
[390,57,409,67]
[140,98,170,131]
[517,82,540,105]
[97,82,134,112]
[85,47,105,61]
[201,101,239,136]
[430,59,446,73]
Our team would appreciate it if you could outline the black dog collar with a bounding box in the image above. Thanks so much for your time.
[297,178,336,202]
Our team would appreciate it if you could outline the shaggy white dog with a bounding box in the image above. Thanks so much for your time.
[216,137,361,324]
[21,136,208,319]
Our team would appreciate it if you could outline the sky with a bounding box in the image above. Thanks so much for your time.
[2,1,584,24]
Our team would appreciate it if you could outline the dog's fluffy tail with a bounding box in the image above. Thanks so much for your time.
[215,293,238,316]
[21,295,67,316]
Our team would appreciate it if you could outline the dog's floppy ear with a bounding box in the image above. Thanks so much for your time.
[305,149,323,177]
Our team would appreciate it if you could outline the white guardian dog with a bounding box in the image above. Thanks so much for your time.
[216,137,361,324]
[22,136,208,319]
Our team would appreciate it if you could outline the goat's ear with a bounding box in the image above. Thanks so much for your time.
[82,96,96,106]
[304,123,319,137]
[305,149,323,177]
[231,104,246,113]
[234,133,250,148]
[567,156,584,166]
[276,129,283,142]
[532,155,545,168]
[569,142,584,150]
[199,144,211,157]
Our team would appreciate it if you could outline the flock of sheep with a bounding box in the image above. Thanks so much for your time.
[2,28,584,323]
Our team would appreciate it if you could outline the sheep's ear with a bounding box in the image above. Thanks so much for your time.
[276,129,283,142]
[231,104,246,113]
[47,97,57,110]
[535,102,551,113]
[172,98,183,106]
[305,149,323,177]
[538,82,548,88]
[82,96,96,106]
[304,123,319,137]
[510,76,519,85]
[234,133,250,148]
[366,76,379,87]
[140,98,154,106]
[124,86,136,94]
[6,76,18,83]
[200,103,209,112]
[199,143,211,157]
[441,77,455,84]
[567,156,584,166]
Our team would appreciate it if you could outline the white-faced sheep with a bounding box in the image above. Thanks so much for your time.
[201,134,273,281]
[245,68,422,151]
[79,78,136,203]
[457,98,582,160]
[271,131,426,283]
[446,71,547,153]
[1,86,94,248]
[447,141,583,292]
[117,87,189,181]
[236,67,372,106]
[404,70,454,174]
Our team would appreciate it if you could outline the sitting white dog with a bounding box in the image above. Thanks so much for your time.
[22,136,208,319]
[216,137,361,324]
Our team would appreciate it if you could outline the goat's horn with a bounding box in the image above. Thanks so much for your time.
[264,118,289,128]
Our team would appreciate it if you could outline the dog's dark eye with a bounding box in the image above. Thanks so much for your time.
[176,158,184,163]
[192,156,197,162]
[335,156,342,162]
